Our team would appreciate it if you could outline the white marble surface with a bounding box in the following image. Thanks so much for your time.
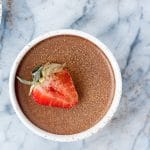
[0,0,2,23]
[0,0,150,149]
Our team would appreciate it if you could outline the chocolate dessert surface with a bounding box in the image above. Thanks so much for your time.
[15,35,115,135]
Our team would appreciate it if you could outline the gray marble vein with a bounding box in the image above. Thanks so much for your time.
[0,0,150,149]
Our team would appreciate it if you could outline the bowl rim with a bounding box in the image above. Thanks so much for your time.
[9,29,122,142]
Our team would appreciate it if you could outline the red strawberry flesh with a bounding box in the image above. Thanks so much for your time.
[17,63,78,108]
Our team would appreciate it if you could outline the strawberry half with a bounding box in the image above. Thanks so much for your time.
[17,63,78,108]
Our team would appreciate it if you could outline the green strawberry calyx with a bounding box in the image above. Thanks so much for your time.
[17,63,66,95]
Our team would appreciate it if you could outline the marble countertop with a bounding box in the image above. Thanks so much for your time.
[0,0,2,24]
[0,0,150,149]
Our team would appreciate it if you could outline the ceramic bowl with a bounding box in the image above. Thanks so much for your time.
[9,29,122,142]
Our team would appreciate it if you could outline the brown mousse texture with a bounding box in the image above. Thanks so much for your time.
[15,35,115,135]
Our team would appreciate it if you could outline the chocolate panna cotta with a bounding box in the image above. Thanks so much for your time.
[15,35,115,135]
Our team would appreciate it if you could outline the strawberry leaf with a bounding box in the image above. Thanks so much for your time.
[32,66,43,82]
[17,76,32,85]
[32,65,42,74]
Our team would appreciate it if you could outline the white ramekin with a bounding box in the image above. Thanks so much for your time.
[9,29,122,142]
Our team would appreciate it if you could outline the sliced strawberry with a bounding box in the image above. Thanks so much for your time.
[17,63,78,108]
